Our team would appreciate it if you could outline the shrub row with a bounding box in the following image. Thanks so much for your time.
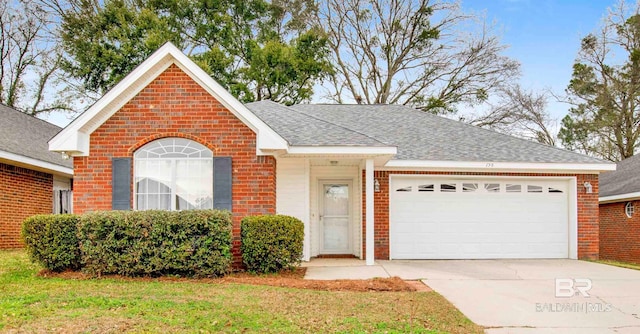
[78,210,233,277]
[22,211,304,276]
[22,210,232,277]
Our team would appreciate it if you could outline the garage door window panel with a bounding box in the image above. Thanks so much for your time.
[462,183,478,192]
[527,185,543,193]
[440,183,457,192]
[506,184,521,192]
[484,183,500,192]
[418,184,434,192]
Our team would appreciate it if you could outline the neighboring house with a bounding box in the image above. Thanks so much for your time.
[49,43,615,266]
[599,155,640,264]
[0,105,73,249]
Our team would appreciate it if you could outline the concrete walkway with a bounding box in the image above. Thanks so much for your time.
[303,259,640,333]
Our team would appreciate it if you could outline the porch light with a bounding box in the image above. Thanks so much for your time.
[60,151,70,160]
[583,182,593,194]
[374,178,380,192]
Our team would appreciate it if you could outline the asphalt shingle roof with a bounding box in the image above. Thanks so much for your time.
[0,104,72,169]
[245,101,387,146]
[600,155,640,197]
[247,101,606,164]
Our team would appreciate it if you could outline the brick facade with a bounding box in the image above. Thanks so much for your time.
[73,64,276,265]
[600,201,640,264]
[0,162,53,248]
[362,171,599,260]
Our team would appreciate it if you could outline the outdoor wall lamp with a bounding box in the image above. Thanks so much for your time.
[374,178,380,192]
[60,151,70,160]
[583,181,593,194]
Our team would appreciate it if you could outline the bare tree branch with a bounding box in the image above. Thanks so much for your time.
[317,0,520,113]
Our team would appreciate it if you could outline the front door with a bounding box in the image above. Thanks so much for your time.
[320,182,351,254]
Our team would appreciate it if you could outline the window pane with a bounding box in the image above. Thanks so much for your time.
[527,185,543,193]
[484,183,500,192]
[462,183,478,192]
[506,184,521,193]
[175,159,213,210]
[418,184,434,192]
[440,183,456,192]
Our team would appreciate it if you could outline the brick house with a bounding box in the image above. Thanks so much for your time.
[0,104,73,249]
[599,155,640,264]
[49,43,614,265]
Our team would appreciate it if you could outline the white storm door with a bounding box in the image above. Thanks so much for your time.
[320,182,351,254]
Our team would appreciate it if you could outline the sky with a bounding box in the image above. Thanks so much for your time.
[44,0,616,128]
[460,0,613,121]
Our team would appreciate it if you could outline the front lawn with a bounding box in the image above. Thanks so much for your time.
[0,250,482,333]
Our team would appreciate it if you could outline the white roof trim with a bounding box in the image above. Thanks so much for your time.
[599,192,640,203]
[0,150,73,176]
[286,146,397,155]
[49,42,288,156]
[383,159,616,172]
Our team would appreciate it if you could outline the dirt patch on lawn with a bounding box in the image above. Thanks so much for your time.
[37,267,420,292]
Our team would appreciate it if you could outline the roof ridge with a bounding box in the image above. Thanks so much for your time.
[290,104,391,146]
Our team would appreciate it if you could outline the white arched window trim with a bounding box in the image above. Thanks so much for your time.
[134,138,214,211]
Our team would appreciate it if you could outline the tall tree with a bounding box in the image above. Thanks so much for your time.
[559,1,640,161]
[468,85,557,146]
[0,0,69,116]
[317,0,520,113]
[51,0,332,105]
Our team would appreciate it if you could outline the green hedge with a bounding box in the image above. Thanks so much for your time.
[77,210,232,278]
[241,215,304,273]
[21,214,81,272]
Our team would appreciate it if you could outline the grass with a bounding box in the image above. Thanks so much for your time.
[595,259,640,271]
[0,250,483,333]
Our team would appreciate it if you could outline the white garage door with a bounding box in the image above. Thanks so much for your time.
[389,176,570,259]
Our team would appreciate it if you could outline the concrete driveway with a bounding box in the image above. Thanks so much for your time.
[380,259,640,333]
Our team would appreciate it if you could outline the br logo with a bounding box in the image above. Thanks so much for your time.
[555,278,592,297]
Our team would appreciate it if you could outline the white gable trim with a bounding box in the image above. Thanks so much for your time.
[0,150,73,176]
[383,159,616,173]
[49,42,288,156]
[599,192,640,203]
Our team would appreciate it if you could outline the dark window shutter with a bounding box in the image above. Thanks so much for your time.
[112,158,131,210]
[213,157,232,211]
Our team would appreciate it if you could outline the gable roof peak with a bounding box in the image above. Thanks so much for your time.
[49,42,287,156]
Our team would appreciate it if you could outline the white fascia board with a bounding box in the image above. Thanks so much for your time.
[599,192,640,203]
[383,160,616,173]
[286,146,397,155]
[49,42,288,156]
[0,150,73,176]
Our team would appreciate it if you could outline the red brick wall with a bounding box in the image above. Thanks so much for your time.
[0,162,53,248]
[600,201,640,264]
[73,64,276,265]
[362,171,599,260]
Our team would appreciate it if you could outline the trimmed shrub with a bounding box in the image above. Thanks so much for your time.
[77,210,232,278]
[241,215,304,273]
[21,214,81,272]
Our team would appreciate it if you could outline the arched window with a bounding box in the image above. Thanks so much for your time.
[134,138,213,210]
